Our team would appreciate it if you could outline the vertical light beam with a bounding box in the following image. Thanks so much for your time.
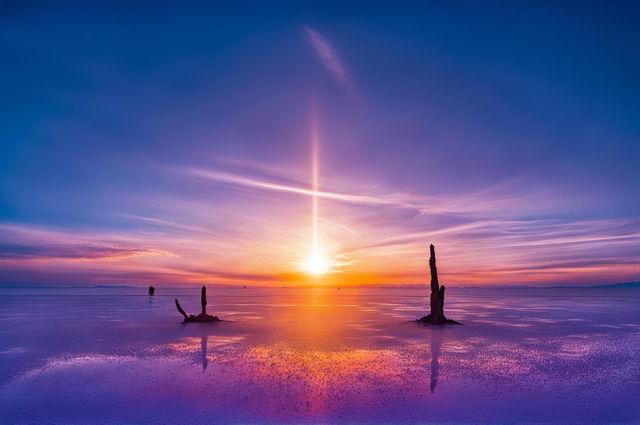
[303,109,330,276]
[311,112,319,259]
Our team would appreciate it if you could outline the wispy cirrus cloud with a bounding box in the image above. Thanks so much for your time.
[304,25,350,87]
[176,160,640,286]
[2,160,639,287]
[184,166,570,218]
[0,244,171,262]
[0,224,176,263]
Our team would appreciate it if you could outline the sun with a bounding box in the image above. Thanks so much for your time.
[302,254,331,276]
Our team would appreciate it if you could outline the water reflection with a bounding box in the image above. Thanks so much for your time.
[430,328,442,394]
[1,288,639,424]
[200,332,208,372]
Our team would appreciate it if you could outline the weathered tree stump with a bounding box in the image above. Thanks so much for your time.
[175,286,221,323]
[417,244,461,325]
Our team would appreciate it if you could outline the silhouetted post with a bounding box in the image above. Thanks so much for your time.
[417,244,460,325]
[429,244,444,322]
[148,286,155,296]
[174,285,220,323]
[175,299,189,320]
[201,285,207,315]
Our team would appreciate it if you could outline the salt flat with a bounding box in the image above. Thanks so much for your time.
[1,286,639,425]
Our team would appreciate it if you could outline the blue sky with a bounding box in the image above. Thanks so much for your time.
[1,1,639,286]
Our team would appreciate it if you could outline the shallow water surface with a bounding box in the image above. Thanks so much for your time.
[1,286,639,424]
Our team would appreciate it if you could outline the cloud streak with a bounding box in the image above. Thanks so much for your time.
[0,224,176,264]
[0,244,172,262]
[2,162,639,288]
[185,166,570,218]
[305,25,350,86]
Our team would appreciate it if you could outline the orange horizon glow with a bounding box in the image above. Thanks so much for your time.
[2,216,640,287]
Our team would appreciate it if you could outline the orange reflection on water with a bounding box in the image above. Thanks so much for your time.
[162,335,246,354]
[235,345,423,416]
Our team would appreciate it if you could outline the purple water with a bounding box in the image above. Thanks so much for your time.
[1,286,639,424]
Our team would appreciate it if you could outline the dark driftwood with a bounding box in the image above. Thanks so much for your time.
[417,244,461,325]
[175,286,221,323]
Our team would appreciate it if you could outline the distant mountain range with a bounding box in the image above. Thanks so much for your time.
[551,281,640,289]
[91,285,135,288]
[590,281,640,288]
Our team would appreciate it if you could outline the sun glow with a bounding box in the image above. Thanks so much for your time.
[303,253,331,276]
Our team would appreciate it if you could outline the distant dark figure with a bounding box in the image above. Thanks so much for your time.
[417,244,461,325]
[175,286,221,322]
[148,286,155,296]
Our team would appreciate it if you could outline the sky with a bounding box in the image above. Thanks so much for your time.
[1,1,639,287]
